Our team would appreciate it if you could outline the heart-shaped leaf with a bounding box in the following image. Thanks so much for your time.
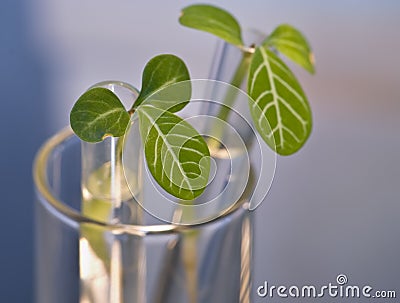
[133,54,191,111]
[179,4,244,48]
[248,46,312,155]
[264,24,315,74]
[70,87,130,143]
[137,105,210,200]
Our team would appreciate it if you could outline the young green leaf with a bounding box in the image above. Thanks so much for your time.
[137,105,210,200]
[140,80,192,114]
[248,46,312,155]
[264,24,315,74]
[133,54,191,111]
[179,4,244,48]
[70,87,130,143]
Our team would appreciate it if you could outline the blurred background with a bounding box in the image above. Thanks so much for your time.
[1,0,399,302]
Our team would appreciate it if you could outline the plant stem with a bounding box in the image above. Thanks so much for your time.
[178,49,253,299]
[208,49,254,151]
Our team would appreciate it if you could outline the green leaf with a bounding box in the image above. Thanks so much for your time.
[133,54,191,111]
[137,105,210,200]
[264,24,315,74]
[248,46,312,155]
[70,87,130,142]
[179,4,244,48]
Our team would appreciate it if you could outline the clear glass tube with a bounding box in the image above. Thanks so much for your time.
[34,130,253,303]
[32,36,269,301]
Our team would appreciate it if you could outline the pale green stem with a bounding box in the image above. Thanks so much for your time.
[180,47,254,303]
[208,49,254,151]
[181,205,198,303]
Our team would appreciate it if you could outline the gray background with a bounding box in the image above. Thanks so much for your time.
[1,0,399,301]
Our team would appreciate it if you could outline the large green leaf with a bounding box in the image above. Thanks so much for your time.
[248,46,312,155]
[179,4,244,47]
[264,24,315,74]
[133,54,191,111]
[137,105,210,200]
[70,87,130,142]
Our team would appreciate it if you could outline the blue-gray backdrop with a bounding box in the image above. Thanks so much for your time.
[1,1,399,302]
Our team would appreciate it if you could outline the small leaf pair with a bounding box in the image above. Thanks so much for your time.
[70,54,210,200]
[179,4,315,155]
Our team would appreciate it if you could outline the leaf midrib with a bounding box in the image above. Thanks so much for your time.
[78,107,123,132]
[259,47,284,148]
[139,108,193,192]
[268,38,309,53]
